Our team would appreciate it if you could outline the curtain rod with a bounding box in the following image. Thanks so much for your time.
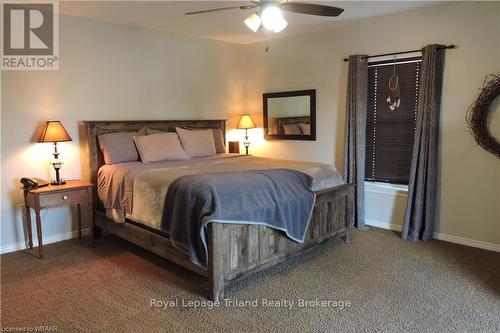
[342,44,456,62]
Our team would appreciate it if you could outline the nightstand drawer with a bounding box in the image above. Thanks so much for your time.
[39,188,88,207]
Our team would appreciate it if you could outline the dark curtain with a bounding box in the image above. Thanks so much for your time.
[402,44,446,240]
[344,55,368,229]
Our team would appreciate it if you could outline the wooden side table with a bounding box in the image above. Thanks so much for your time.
[228,141,240,154]
[24,180,94,258]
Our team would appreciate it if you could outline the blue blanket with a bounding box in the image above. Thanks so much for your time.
[161,169,316,267]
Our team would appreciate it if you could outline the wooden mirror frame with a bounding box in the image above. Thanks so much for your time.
[263,89,316,141]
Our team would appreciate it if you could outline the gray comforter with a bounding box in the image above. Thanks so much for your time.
[161,169,316,267]
[98,155,344,228]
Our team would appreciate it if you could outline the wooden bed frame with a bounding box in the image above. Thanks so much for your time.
[82,120,354,301]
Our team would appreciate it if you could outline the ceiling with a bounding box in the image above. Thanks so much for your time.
[60,1,447,44]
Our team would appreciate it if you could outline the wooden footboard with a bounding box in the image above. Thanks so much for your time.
[94,183,354,300]
[208,183,354,300]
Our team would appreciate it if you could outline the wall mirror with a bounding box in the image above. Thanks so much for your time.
[263,89,316,140]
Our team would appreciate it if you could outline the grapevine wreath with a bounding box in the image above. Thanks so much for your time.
[466,74,500,158]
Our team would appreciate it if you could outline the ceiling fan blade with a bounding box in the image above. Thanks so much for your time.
[280,2,344,17]
[186,5,256,15]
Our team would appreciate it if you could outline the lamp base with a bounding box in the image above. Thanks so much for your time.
[51,156,65,185]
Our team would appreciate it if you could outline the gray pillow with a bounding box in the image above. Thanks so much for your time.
[211,128,226,154]
[133,133,189,162]
[182,127,226,154]
[137,127,149,136]
[98,131,140,165]
[175,127,216,157]
[144,128,165,135]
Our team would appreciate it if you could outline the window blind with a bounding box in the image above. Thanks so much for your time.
[365,59,421,184]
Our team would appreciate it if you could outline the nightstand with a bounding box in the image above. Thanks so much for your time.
[228,141,240,154]
[23,180,94,258]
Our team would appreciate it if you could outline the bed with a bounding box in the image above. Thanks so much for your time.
[82,120,354,300]
[275,116,311,135]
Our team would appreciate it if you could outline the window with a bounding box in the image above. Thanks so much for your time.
[365,58,421,184]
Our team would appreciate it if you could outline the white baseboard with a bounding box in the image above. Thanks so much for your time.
[432,232,500,252]
[365,219,403,232]
[0,228,91,255]
[365,219,500,252]
[3,223,499,255]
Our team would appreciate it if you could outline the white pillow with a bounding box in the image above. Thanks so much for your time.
[133,133,189,163]
[175,127,217,157]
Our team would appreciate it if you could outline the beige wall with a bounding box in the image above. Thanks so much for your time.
[1,14,245,250]
[242,1,500,247]
[1,2,499,252]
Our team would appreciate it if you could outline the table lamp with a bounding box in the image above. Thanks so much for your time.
[237,113,256,155]
[38,120,72,185]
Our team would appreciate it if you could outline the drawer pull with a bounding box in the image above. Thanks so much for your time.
[63,195,68,200]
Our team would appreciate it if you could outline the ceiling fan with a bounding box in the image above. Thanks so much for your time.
[186,1,344,34]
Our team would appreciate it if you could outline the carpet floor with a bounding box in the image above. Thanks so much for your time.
[1,228,499,332]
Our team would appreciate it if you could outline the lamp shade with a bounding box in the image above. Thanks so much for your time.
[38,120,72,143]
[237,114,256,129]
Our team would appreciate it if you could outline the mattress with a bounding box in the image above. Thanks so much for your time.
[97,154,344,228]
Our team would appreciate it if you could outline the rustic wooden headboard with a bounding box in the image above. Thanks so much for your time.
[81,120,227,205]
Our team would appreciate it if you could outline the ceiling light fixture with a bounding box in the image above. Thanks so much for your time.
[261,5,287,33]
[243,5,288,34]
[244,13,261,33]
